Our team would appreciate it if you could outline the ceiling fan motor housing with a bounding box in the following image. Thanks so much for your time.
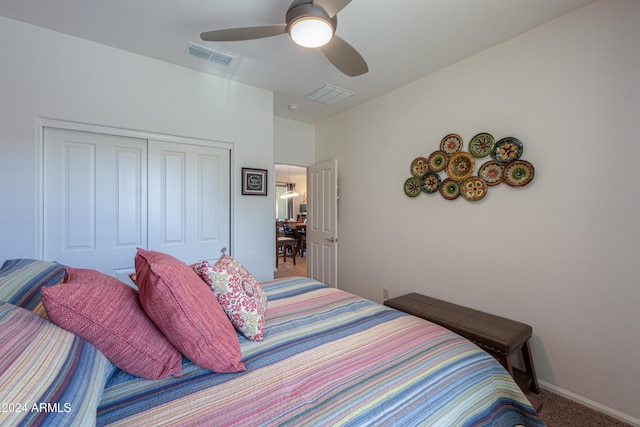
[286,1,337,34]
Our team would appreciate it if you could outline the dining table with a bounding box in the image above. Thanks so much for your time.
[285,222,306,256]
[286,222,306,231]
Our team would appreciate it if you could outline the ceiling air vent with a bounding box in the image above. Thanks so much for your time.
[305,84,354,106]
[186,42,235,66]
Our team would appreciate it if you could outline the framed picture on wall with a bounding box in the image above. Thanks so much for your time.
[242,168,268,195]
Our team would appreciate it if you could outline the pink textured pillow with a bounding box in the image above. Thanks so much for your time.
[135,248,245,373]
[194,255,267,341]
[41,267,182,380]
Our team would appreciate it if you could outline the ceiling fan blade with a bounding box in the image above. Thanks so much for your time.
[312,0,352,18]
[201,25,287,42]
[320,35,368,76]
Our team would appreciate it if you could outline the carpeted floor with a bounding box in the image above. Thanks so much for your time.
[274,257,632,426]
[535,388,632,426]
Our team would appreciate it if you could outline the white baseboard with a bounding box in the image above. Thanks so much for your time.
[538,380,640,426]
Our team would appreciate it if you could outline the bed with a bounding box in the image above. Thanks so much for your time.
[0,257,545,427]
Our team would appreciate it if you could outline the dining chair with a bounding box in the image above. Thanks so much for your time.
[291,228,306,257]
[276,221,296,267]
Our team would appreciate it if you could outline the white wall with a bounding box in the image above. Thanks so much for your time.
[0,17,275,281]
[274,117,314,221]
[315,0,640,423]
[274,117,315,167]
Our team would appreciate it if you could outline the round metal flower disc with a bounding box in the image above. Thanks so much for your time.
[503,160,535,187]
[410,157,429,177]
[469,133,495,158]
[404,177,423,197]
[445,152,475,181]
[440,134,463,155]
[439,178,460,200]
[491,137,523,165]
[421,172,441,194]
[478,161,504,186]
[427,151,448,172]
[461,176,488,202]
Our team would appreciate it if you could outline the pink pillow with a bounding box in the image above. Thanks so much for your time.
[41,267,183,380]
[135,248,245,373]
[194,255,267,341]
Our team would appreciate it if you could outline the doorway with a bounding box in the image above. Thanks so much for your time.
[273,160,339,286]
[274,164,307,278]
[275,164,307,222]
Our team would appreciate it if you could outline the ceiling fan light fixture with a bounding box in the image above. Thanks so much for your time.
[289,16,334,48]
[201,0,367,76]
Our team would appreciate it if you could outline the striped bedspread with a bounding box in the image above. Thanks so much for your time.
[96,277,544,426]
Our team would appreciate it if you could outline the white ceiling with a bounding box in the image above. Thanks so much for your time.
[0,0,595,124]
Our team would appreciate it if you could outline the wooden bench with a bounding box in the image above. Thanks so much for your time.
[384,293,539,395]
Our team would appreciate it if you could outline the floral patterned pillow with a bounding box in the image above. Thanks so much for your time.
[193,255,267,341]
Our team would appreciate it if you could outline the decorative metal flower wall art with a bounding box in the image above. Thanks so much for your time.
[404,133,535,201]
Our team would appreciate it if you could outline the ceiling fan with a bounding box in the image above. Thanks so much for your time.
[200,0,368,77]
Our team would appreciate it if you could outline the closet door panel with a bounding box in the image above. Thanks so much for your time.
[160,150,187,244]
[44,128,147,277]
[199,153,223,243]
[148,140,230,264]
[64,142,96,250]
[115,147,146,247]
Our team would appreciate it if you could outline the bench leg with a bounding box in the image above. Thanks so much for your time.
[493,350,539,396]
[521,340,539,394]
[495,354,514,377]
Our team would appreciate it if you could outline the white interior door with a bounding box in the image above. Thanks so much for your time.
[307,159,338,287]
[147,140,230,264]
[44,128,147,278]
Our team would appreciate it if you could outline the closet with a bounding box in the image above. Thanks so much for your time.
[43,127,230,283]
